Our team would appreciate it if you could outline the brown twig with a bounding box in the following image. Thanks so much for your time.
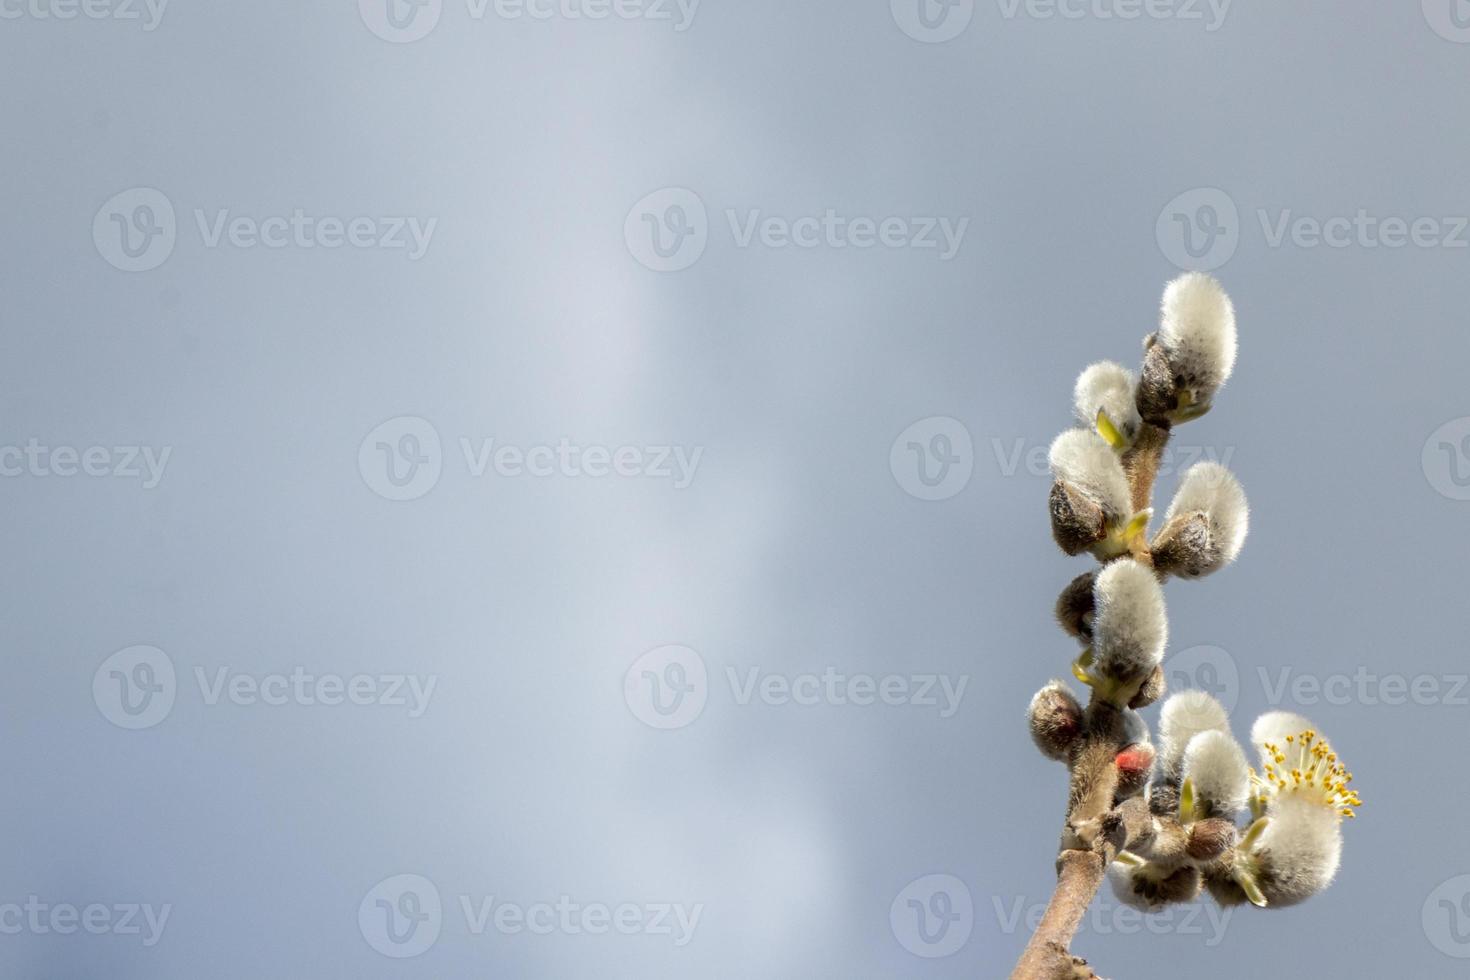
[1010,795,1155,979]
[1010,427,1172,980]
[1121,422,1170,518]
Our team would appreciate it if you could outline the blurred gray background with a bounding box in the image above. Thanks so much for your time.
[3,1,1469,976]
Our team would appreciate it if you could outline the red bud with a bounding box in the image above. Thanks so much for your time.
[1114,742,1156,799]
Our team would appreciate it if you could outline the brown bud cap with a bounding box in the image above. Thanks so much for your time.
[1028,682,1084,762]
[1151,512,1221,579]
[1186,817,1238,863]
[1135,340,1179,427]
[1128,665,1167,709]
[1055,572,1096,641]
[1049,480,1106,556]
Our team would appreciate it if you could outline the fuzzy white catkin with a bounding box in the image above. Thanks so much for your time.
[1251,795,1343,907]
[1048,429,1132,520]
[1181,730,1251,816]
[1073,361,1141,442]
[1249,711,1318,766]
[1159,272,1238,391]
[1163,462,1250,566]
[1091,559,1167,680]
[1158,691,1230,779]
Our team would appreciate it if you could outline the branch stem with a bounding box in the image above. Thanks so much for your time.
[1011,423,1174,979]
[1010,851,1107,980]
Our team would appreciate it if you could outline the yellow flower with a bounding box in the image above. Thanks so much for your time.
[1249,727,1361,821]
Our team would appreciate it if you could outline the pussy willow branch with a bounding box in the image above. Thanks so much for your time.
[1010,423,1172,980]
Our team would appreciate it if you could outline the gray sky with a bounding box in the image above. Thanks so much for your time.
[3,1,1469,976]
